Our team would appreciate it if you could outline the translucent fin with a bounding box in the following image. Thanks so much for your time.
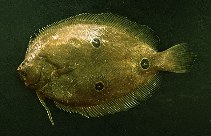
[36,92,54,125]
[54,74,159,117]
[158,43,195,73]
[40,13,159,50]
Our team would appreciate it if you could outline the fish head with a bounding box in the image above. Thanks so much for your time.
[17,59,41,89]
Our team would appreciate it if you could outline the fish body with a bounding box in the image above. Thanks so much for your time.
[17,13,194,125]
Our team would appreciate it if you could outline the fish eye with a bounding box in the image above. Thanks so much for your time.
[19,69,27,81]
[91,38,100,48]
[95,81,104,92]
[21,60,29,67]
[140,58,150,70]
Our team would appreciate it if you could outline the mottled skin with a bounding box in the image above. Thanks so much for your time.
[18,24,158,106]
[17,13,194,125]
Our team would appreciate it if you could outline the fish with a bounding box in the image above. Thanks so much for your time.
[17,13,195,125]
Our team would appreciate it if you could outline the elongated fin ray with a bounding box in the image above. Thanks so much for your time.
[54,74,160,117]
[36,92,54,125]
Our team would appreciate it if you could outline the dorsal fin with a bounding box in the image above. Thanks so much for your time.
[54,74,160,117]
[40,13,159,50]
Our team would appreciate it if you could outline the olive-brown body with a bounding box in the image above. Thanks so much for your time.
[17,13,194,125]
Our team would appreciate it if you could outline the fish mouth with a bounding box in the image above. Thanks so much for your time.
[17,65,41,88]
[17,65,27,81]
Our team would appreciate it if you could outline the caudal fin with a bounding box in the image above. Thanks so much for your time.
[158,43,195,73]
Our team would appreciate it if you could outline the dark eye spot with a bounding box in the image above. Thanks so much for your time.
[91,38,100,48]
[140,58,150,70]
[95,81,104,91]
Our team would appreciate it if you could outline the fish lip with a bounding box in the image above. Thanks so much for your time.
[17,65,26,81]
[17,65,21,71]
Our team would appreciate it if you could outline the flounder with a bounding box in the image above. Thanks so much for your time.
[17,13,194,125]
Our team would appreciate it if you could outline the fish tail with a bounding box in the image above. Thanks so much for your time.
[156,43,196,73]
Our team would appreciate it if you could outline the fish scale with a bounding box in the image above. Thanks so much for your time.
[17,13,195,125]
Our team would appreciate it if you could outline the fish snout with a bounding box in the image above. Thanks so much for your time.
[17,63,41,87]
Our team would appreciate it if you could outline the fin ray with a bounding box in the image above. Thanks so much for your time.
[159,43,196,73]
[36,92,54,125]
[54,74,159,117]
[40,13,159,50]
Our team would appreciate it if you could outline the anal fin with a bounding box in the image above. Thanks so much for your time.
[54,74,159,118]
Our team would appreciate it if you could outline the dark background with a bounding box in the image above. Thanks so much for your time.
[0,0,210,136]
